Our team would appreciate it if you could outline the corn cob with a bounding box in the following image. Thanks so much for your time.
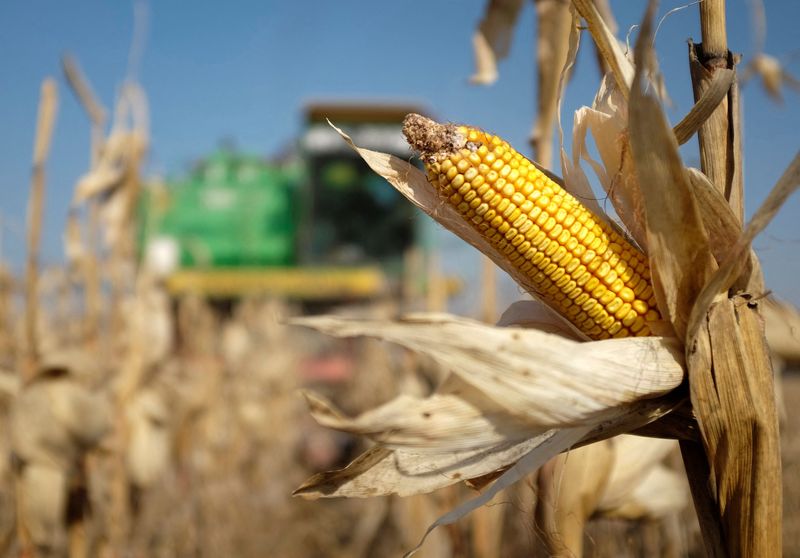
[402,114,662,340]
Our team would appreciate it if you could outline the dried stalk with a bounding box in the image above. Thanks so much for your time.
[681,1,783,555]
[61,54,107,344]
[23,78,58,384]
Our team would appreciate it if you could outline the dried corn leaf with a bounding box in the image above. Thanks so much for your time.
[763,296,800,364]
[673,68,734,145]
[530,0,572,167]
[292,314,684,427]
[470,0,525,85]
[688,152,800,341]
[628,8,716,339]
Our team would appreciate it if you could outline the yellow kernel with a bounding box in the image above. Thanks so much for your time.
[603,270,618,286]
[609,278,625,294]
[505,206,520,220]
[600,291,616,306]
[632,300,649,315]
[606,297,623,314]
[574,270,591,286]
[608,321,623,335]
[621,310,638,327]
[630,316,646,333]
[456,159,470,173]
[615,303,632,320]
[581,250,596,265]
[548,223,563,239]
[551,246,568,265]
[619,287,635,303]
[645,309,660,322]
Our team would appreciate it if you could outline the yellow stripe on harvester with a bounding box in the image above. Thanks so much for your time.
[165,266,388,299]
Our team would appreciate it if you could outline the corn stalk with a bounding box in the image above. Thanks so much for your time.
[676,2,784,557]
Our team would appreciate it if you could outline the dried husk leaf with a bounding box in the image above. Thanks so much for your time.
[294,428,577,499]
[495,299,584,339]
[302,377,543,453]
[570,75,648,249]
[628,6,716,339]
[570,0,633,99]
[556,10,608,221]
[469,0,525,85]
[292,314,684,427]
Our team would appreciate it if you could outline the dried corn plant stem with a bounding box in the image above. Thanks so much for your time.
[691,0,743,221]
[678,1,782,556]
[23,78,58,384]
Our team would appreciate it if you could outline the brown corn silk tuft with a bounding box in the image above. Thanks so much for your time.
[403,114,662,340]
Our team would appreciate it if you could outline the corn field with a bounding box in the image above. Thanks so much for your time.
[2,0,800,557]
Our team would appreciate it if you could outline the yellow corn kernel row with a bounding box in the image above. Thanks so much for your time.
[403,114,662,340]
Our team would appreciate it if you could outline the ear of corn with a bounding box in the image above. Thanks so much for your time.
[402,114,662,340]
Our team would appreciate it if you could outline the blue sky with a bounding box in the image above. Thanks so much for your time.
[1,0,798,307]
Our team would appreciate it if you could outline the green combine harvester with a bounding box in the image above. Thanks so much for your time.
[140,103,430,302]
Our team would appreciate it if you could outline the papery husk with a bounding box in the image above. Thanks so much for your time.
[292,314,684,502]
[628,12,716,340]
[293,314,684,428]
